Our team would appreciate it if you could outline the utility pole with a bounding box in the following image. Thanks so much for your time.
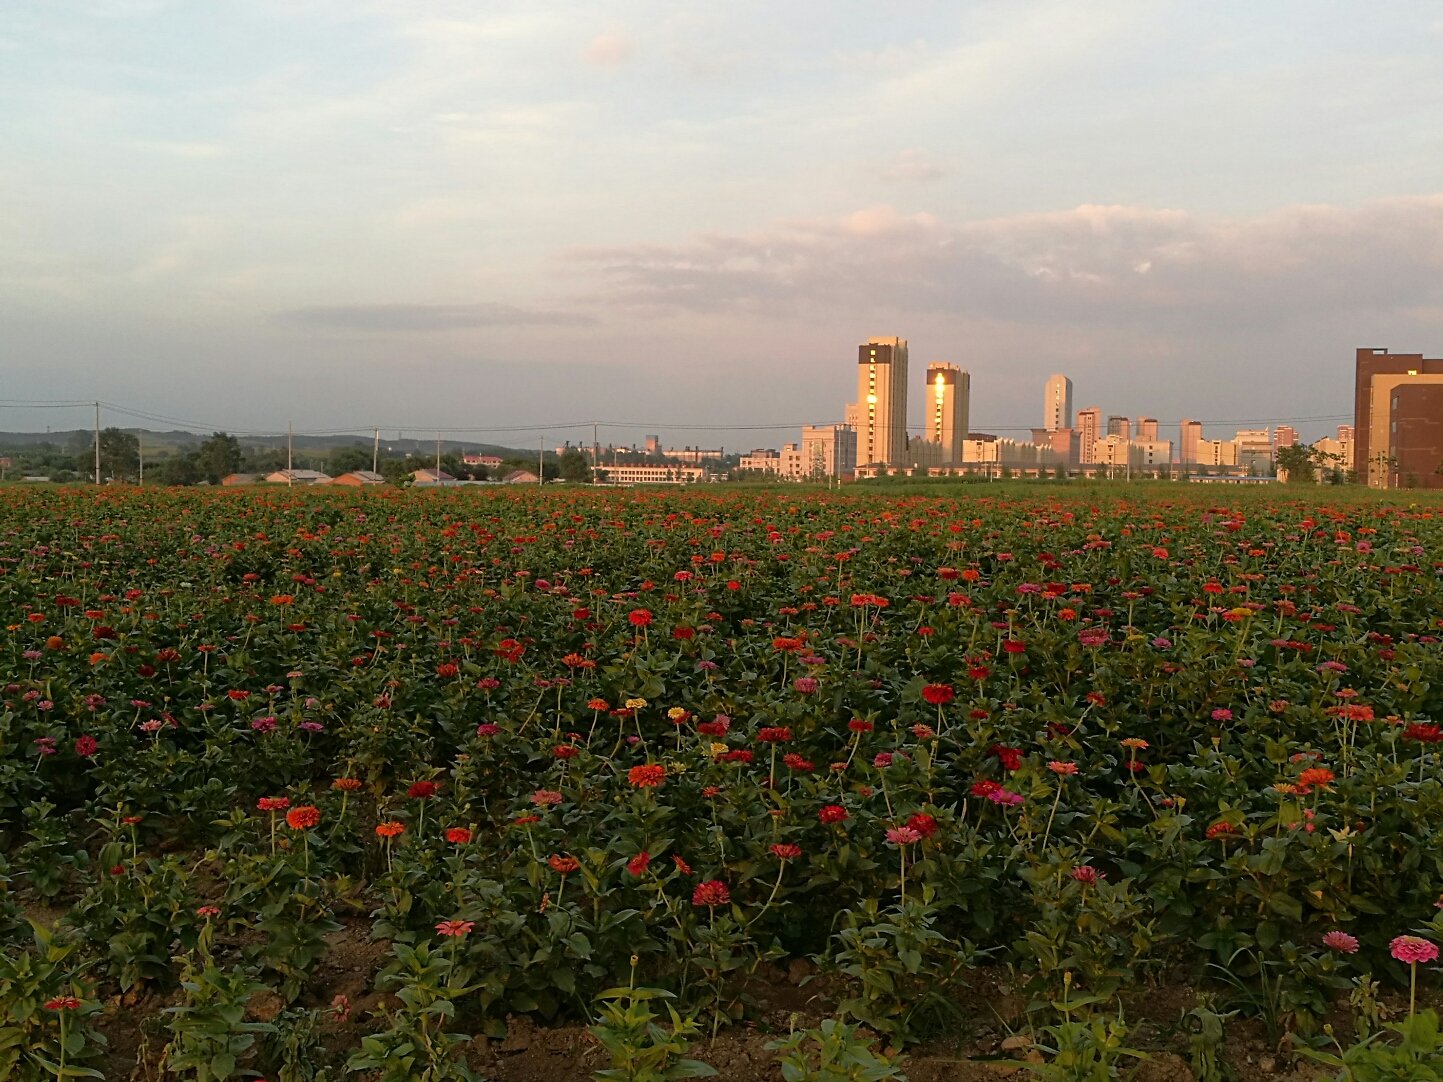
[538,436,544,487]
[137,429,143,486]
[372,428,380,474]
[287,421,293,486]
[435,431,441,479]
[592,422,599,485]
[94,402,101,485]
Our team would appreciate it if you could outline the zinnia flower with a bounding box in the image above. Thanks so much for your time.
[885,827,922,847]
[1070,866,1103,885]
[628,764,667,788]
[920,683,954,705]
[818,804,849,824]
[1390,936,1440,964]
[530,789,563,806]
[436,920,474,937]
[627,851,651,876]
[74,735,98,758]
[905,813,939,839]
[331,777,362,792]
[407,781,438,800]
[769,843,802,860]
[1047,761,1079,776]
[257,797,290,812]
[692,880,730,907]
[1322,930,1359,954]
[548,854,581,874]
[375,821,406,838]
[286,805,321,830]
[445,827,473,844]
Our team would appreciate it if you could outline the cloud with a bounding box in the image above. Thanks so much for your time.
[563,197,1443,332]
[879,150,947,183]
[275,302,596,331]
[583,32,633,68]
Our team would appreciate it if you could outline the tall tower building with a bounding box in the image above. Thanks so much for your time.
[1354,347,1443,488]
[926,363,970,464]
[1043,374,1073,431]
[1273,425,1300,451]
[1076,407,1101,464]
[1136,417,1158,441]
[1106,415,1130,439]
[1179,420,1203,465]
[854,337,909,466]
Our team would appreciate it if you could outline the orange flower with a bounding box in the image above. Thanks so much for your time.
[548,854,581,874]
[1047,761,1079,776]
[1298,767,1335,792]
[331,777,363,792]
[628,764,666,788]
[375,821,406,838]
[286,805,321,830]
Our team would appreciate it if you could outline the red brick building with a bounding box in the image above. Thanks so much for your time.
[1354,347,1443,489]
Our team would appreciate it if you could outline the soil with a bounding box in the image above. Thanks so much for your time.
[91,925,1343,1081]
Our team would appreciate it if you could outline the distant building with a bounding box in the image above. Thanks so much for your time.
[1044,374,1073,432]
[265,469,331,485]
[1135,417,1158,441]
[1179,420,1203,465]
[1272,425,1300,451]
[847,336,909,466]
[1106,415,1130,439]
[1354,347,1443,489]
[738,449,782,474]
[599,464,705,485]
[801,424,857,480]
[925,364,969,464]
[503,469,541,484]
[1234,430,1273,472]
[330,470,385,486]
[1076,408,1101,464]
[221,473,259,486]
[462,454,503,468]
[411,469,457,486]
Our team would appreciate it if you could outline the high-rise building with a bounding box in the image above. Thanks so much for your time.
[1235,429,1273,472]
[1337,423,1355,442]
[926,363,970,464]
[1106,415,1130,439]
[1136,417,1158,441]
[1179,420,1203,465]
[1043,375,1073,432]
[1273,425,1300,451]
[1076,407,1101,463]
[1354,347,1443,488]
[852,337,909,466]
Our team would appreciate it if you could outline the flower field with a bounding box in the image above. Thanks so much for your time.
[2,483,1442,1080]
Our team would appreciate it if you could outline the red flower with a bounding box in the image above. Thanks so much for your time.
[692,880,730,907]
[970,779,1002,798]
[628,764,667,788]
[628,608,653,628]
[989,745,1023,772]
[905,813,939,839]
[44,996,82,1011]
[445,826,473,844]
[553,744,579,759]
[74,735,98,758]
[375,821,406,838]
[672,854,693,875]
[286,805,321,830]
[548,854,581,874]
[436,920,474,937]
[627,851,651,876]
[920,684,954,706]
[770,843,802,860]
[408,781,439,800]
[818,804,849,824]
[1002,640,1026,654]
[757,726,792,743]
[257,796,291,812]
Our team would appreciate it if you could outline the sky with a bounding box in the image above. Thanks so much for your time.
[3,0,1443,447]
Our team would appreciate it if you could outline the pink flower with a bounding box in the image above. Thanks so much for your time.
[1390,936,1440,965]
[885,826,921,847]
[1322,930,1359,954]
[1069,866,1103,885]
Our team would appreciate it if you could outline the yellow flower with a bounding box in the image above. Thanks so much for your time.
[625,697,648,710]
[667,707,687,721]
[709,742,729,758]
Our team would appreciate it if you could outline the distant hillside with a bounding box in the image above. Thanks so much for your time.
[0,429,535,459]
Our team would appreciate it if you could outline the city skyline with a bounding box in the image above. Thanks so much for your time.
[5,4,1443,443]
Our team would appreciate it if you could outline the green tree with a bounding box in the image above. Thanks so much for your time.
[98,428,140,482]
[156,453,202,486]
[558,447,592,483]
[1275,444,1318,483]
[329,446,374,475]
[196,432,243,484]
